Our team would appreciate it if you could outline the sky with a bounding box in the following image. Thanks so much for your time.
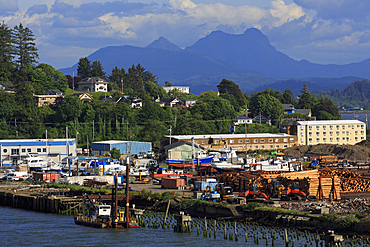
[1,0,370,70]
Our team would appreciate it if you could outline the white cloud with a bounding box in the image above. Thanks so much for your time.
[169,0,197,10]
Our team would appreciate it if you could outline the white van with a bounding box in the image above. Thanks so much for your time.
[5,172,28,181]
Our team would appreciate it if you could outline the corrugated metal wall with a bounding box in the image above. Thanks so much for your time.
[92,141,152,155]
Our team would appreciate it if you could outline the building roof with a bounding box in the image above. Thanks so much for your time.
[165,133,294,140]
[297,120,364,125]
[46,89,63,95]
[295,109,311,115]
[282,104,295,110]
[77,77,109,84]
[163,140,205,151]
[99,95,122,103]
[92,140,151,144]
[236,114,251,120]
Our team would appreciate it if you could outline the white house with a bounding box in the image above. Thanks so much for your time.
[76,77,108,92]
[235,114,253,125]
[163,86,190,94]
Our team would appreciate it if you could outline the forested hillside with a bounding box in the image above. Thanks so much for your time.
[0,23,344,155]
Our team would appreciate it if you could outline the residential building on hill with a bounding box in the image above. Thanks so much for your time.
[281,120,366,145]
[34,94,64,107]
[235,114,252,125]
[163,86,189,94]
[75,77,108,92]
[72,93,93,101]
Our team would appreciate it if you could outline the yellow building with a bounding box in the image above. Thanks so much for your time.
[282,120,366,145]
[34,95,64,107]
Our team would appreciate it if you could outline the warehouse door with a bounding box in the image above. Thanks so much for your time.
[170,151,182,160]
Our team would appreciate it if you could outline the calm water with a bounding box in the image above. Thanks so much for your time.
[0,206,260,247]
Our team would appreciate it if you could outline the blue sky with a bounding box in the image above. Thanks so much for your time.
[2,0,370,70]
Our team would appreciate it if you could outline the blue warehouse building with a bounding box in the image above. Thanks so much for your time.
[0,139,77,166]
[91,140,152,156]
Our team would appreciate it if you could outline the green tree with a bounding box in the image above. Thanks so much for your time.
[91,60,106,79]
[217,79,246,107]
[77,57,91,78]
[12,23,38,68]
[249,93,284,125]
[297,84,317,109]
[110,147,121,159]
[313,97,340,120]
[0,21,14,82]
[281,88,296,105]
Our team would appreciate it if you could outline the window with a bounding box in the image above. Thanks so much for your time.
[316,138,320,141]
[300,126,304,130]
[323,126,326,130]
[355,131,358,135]
[316,126,320,129]
[361,137,365,140]
[346,131,349,135]
[342,137,346,140]
[238,139,243,143]
[330,125,333,129]
[254,139,258,143]
[342,131,345,134]
[309,126,312,130]
[361,131,365,134]
[215,140,219,144]
[275,145,280,148]
[330,137,333,141]
[195,141,198,144]
[309,132,312,135]
[323,138,327,141]
[3,149,7,153]
[269,145,273,149]
[330,131,333,135]
[290,138,294,142]
[27,148,31,152]
[229,140,234,144]
[323,132,326,135]
[300,132,304,136]
[269,139,273,143]
[308,138,312,142]
[336,131,340,135]
[260,139,265,143]
[283,145,288,148]
[346,137,350,140]
[201,141,205,144]
[22,149,26,153]
[300,138,304,142]
[316,132,320,135]
[336,137,340,141]
[261,145,265,149]
[361,125,364,128]
[336,125,339,129]
[275,139,279,143]
[246,140,250,143]
[43,148,46,152]
[355,137,358,140]
[254,146,258,149]
[284,138,288,142]
[11,149,19,155]
[42,97,46,100]
[342,125,346,129]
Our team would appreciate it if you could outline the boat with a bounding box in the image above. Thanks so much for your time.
[167,151,214,168]
[22,155,48,171]
[246,159,303,172]
[210,149,244,169]
[129,167,149,177]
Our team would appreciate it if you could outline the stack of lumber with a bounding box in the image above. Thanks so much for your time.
[309,176,341,200]
[318,168,361,178]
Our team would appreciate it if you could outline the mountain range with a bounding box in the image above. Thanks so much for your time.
[59,28,369,94]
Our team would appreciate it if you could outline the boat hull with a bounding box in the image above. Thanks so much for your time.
[167,156,214,168]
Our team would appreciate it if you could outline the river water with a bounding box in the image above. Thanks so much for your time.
[0,206,332,247]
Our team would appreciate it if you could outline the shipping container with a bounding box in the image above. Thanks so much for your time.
[33,172,59,181]
[161,177,185,189]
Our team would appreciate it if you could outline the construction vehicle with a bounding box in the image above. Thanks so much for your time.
[281,182,308,200]
[308,160,319,169]
[238,183,270,202]
[264,180,284,198]
[215,183,234,202]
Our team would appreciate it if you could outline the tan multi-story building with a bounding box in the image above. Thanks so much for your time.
[34,95,64,107]
[161,133,297,152]
[281,120,366,145]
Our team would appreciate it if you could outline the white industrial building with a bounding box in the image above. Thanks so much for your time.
[0,139,77,166]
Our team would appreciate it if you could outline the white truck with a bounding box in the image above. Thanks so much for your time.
[4,171,28,181]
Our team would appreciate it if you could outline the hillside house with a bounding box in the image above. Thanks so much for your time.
[72,93,93,102]
[235,114,252,125]
[34,94,64,107]
[75,77,108,92]
[163,86,189,94]
[252,114,271,125]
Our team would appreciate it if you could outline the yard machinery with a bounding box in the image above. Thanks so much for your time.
[215,183,234,202]
[281,182,308,201]
[238,183,270,202]
[264,180,284,198]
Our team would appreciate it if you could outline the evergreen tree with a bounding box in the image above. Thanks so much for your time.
[77,57,91,78]
[0,21,14,82]
[91,60,106,79]
[13,23,38,68]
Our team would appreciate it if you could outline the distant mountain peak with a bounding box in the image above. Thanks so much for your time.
[146,37,181,51]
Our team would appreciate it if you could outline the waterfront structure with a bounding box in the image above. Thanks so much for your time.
[0,138,77,166]
[163,140,205,160]
[281,120,366,145]
[162,86,189,94]
[161,133,297,152]
[91,140,152,156]
[75,77,108,92]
